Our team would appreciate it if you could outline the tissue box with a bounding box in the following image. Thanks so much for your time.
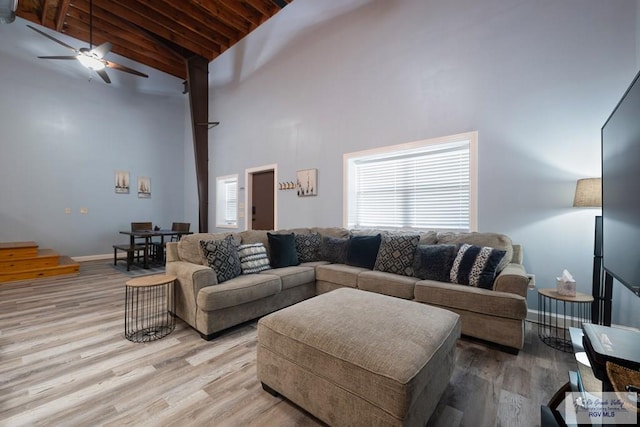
[557,278,576,297]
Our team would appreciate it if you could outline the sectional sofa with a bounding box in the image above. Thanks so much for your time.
[165,227,530,351]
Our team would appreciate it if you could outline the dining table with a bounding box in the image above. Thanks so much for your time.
[119,229,192,269]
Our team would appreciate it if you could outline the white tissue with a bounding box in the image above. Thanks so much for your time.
[556,269,576,296]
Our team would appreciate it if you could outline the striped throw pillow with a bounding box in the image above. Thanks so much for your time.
[238,243,271,274]
[449,244,506,289]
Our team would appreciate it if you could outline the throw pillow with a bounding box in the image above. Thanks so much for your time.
[237,243,271,274]
[413,244,458,282]
[294,232,322,263]
[200,235,241,283]
[374,233,420,276]
[267,232,300,268]
[449,243,506,289]
[346,234,382,270]
[319,236,349,264]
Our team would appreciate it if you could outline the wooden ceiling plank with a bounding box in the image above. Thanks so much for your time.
[54,0,71,31]
[136,0,231,51]
[194,0,254,34]
[95,0,216,60]
[223,1,266,27]
[244,0,277,18]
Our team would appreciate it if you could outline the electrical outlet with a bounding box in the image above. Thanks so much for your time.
[527,274,535,289]
[64,208,71,214]
[80,207,88,214]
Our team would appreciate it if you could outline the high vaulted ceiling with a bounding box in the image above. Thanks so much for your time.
[16,0,293,81]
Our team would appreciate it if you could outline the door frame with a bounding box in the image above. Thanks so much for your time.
[244,163,278,231]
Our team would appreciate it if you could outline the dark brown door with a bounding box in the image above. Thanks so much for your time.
[252,171,274,230]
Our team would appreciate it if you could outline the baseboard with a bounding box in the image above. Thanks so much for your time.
[72,253,113,262]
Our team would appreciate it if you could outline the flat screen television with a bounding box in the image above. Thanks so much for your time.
[601,68,640,298]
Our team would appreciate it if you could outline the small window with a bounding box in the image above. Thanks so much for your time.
[344,132,477,231]
[216,174,238,228]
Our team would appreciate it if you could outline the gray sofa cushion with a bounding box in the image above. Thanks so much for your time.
[357,270,418,300]
[316,264,366,288]
[178,232,236,265]
[261,266,316,290]
[196,273,282,311]
[414,280,527,320]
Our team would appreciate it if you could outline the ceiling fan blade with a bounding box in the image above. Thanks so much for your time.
[37,55,78,60]
[91,42,112,59]
[95,69,111,84]
[27,25,78,53]
[105,61,149,78]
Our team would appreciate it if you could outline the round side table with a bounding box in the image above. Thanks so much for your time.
[125,274,176,343]
[537,288,593,352]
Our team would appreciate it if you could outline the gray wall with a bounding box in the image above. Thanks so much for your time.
[0,20,187,257]
[208,0,640,327]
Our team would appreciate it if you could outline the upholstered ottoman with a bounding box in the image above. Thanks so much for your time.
[257,288,461,426]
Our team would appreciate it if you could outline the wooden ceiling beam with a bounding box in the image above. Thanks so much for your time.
[245,0,279,19]
[54,0,71,31]
[193,0,253,34]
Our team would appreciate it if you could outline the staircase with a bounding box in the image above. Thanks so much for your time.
[0,241,80,283]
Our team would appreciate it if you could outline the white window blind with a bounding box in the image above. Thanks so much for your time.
[216,175,238,228]
[345,133,476,231]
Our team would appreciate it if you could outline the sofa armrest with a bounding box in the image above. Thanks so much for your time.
[511,244,523,264]
[493,263,529,298]
[167,259,218,293]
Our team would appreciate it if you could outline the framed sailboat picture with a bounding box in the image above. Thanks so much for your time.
[296,169,317,197]
[115,170,130,194]
[138,176,151,198]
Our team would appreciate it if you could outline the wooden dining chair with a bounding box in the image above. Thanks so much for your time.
[113,222,152,271]
[152,222,191,263]
[170,222,191,241]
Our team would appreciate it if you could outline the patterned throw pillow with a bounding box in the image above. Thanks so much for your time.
[237,243,271,274]
[200,235,242,283]
[374,233,419,276]
[413,244,457,282]
[319,236,349,264]
[294,232,321,263]
[449,244,506,289]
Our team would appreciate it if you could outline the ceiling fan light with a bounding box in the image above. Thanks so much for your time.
[77,54,105,70]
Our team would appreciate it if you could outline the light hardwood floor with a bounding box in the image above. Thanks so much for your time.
[0,261,574,426]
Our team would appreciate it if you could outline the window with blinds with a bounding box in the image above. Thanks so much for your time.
[344,132,477,231]
[216,174,238,228]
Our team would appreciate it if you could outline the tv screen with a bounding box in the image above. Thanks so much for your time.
[601,69,640,297]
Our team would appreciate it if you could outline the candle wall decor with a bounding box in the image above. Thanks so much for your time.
[296,169,317,197]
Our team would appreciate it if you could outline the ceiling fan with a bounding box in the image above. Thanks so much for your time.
[26,0,148,84]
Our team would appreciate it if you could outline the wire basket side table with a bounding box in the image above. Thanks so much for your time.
[125,274,176,343]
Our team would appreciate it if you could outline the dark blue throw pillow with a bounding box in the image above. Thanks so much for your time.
[413,244,458,282]
[449,244,506,289]
[267,232,300,268]
[346,234,382,270]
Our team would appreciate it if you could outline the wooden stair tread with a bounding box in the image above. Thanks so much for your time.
[0,256,80,283]
[0,241,39,260]
[0,241,38,250]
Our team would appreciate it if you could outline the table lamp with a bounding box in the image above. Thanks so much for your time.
[573,178,604,324]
